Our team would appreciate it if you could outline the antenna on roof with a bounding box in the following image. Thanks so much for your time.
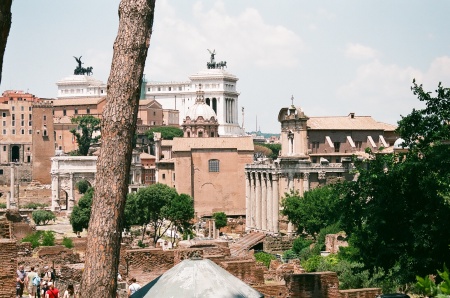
[291,95,294,106]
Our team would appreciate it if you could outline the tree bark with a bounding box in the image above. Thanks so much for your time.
[0,0,12,85]
[80,0,155,296]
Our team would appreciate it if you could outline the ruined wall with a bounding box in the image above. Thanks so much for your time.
[220,259,265,286]
[0,240,18,298]
[325,233,348,254]
[12,222,34,240]
[286,271,340,298]
[263,235,295,253]
[339,288,381,298]
[122,248,175,273]
[253,284,288,298]
[36,245,81,265]
[0,218,11,238]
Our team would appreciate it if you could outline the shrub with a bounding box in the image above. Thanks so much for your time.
[22,202,48,209]
[76,179,90,194]
[212,212,227,230]
[0,202,6,208]
[137,240,145,248]
[32,210,56,225]
[62,236,74,249]
[254,252,276,268]
[22,231,55,248]
[41,231,55,246]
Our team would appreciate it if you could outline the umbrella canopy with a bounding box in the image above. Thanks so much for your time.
[131,258,264,298]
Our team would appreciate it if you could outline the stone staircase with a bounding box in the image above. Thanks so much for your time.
[230,232,266,257]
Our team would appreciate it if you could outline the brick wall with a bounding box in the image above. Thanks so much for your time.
[339,288,381,298]
[285,271,340,298]
[263,235,295,253]
[36,245,81,265]
[0,239,18,298]
[220,259,265,286]
[253,284,288,297]
[0,218,11,238]
[12,222,34,240]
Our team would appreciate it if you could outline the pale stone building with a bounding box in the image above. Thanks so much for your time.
[245,103,398,234]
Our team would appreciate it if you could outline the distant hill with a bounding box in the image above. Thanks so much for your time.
[247,131,280,139]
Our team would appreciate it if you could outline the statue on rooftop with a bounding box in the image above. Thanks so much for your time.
[73,55,93,76]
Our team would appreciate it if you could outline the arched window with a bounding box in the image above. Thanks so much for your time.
[206,98,211,106]
[212,98,217,114]
[208,159,219,172]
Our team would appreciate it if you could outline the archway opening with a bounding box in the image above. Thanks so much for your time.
[11,145,20,162]
[59,190,68,210]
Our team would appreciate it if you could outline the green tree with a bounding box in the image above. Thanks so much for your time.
[162,193,195,245]
[146,126,183,140]
[129,183,179,245]
[281,186,342,238]
[70,115,101,156]
[254,144,273,160]
[212,212,227,230]
[70,188,94,233]
[32,210,56,225]
[76,179,90,194]
[258,143,281,159]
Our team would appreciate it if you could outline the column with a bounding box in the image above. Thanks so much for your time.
[10,163,15,205]
[51,174,59,211]
[245,173,251,231]
[208,220,211,238]
[212,219,216,239]
[250,172,256,229]
[267,174,273,233]
[261,173,267,231]
[303,172,310,192]
[255,172,261,230]
[272,174,279,234]
[68,173,75,213]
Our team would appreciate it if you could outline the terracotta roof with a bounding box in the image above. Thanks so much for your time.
[307,115,397,131]
[171,136,254,152]
[140,152,155,159]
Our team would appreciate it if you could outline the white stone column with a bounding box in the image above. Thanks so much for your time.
[10,163,15,207]
[212,219,216,239]
[272,174,279,234]
[250,172,256,229]
[303,172,310,192]
[208,220,211,238]
[261,173,267,231]
[245,172,251,231]
[68,173,75,213]
[255,172,262,230]
[51,174,59,211]
[267,174,273,233]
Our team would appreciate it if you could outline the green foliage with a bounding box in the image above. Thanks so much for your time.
[0,202,6,208]
[41,230,55,246]
[70,115,101,156]
[137,240,145,248]
[212,212,227,230]
[281,186,342,237]
[76,179,90,194]
[254,252,276,268]
[292,237,313,255]
[22,231,55,248]
[416,265,450,297]
[162,193,195,243]
[302,255,323,272]
[146,126,183,141]
[70,187,94,233]
[254,144,273,160]
[62,237,74,249]
[337,82,450,284]
[22,202,48,209]
[125,183,179,244]
[282,250,298,261]
[258,143,281,159]
[32,210,56,225]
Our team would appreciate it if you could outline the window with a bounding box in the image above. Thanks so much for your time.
[12,114,15,120]
[3,145,5,151]
[21,106,24,111]
[63,109,67,116]
[209,159,219,172]
[21,121,24,127]
[21,114,24,120]
[28,130,32,134]
[198,131,203,138]
[12,129,15,135]
[1,112,5,117]
[162,173,166,179]
[21,129,24,135]
[355,141,362,150]
[334,142,340,153]
[43,115,46,121]
[158,87,161,91]
[2,121,5,126]
[87,108,90,114]
[29,107,32,111]
[28,121,32,126]
[74,108,78,115]
[11,121,15,126]
[168,87,172,91]
[29,114,32,120]
[2,129,6,135]
[11,106,15,111]
[0,169,3,175]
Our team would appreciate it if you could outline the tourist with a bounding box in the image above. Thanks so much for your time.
[27,266,39,298]
[16,265,27,298]
[45,282,59,298]
[40,277,48,298]
[43,266,55,286]
[62,284,75,298]
[127,277,141,297]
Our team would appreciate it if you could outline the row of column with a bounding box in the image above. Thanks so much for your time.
[225,98,236,124]
[245,171,279,234]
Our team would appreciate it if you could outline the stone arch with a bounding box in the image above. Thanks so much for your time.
[59,189,68,210]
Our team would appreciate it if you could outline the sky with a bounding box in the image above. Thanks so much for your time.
[2,0,450,133]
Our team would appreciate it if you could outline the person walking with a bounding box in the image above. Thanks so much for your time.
[45,282,59,298]
[16,265,27,298]
[127,278,141,297]
[62,284,75,298]
[27,266,39,298]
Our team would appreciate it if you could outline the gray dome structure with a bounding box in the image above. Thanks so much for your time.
[131,258,264,298]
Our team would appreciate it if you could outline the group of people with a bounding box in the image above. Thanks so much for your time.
[16,265,75,298]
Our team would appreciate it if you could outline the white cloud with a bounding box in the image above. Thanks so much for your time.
[345,43,379,60]
[144,0,304,80]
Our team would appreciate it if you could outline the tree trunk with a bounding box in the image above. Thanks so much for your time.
[80,1,155,296]
[0,0,12,85]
